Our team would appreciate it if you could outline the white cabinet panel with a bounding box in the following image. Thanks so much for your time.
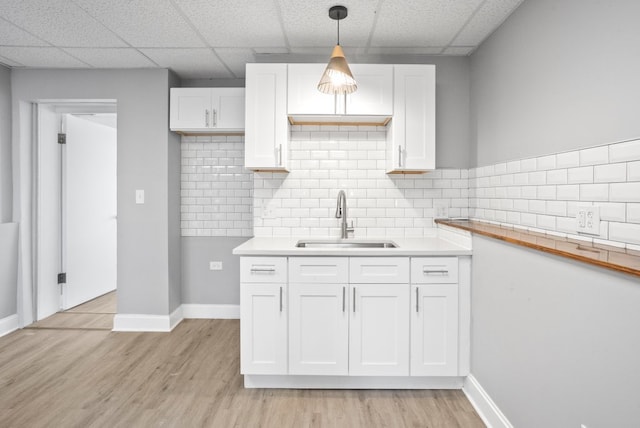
[349,283,410,376]
[287,64,334,115]
[411,284,458,376]
[346,64,393,116]
[240,283,287,374]
[245,63,289,171]
[411,257,458,284]
[387,65,436,173]
[289,283,349,375]
[289,257,348,284]
[240,257,287,283]
[170,88,244,132]
[350,257,409,284]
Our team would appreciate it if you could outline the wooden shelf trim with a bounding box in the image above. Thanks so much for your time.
[435,219,640,278]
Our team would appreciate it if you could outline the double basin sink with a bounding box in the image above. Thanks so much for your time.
[296,239,398,249]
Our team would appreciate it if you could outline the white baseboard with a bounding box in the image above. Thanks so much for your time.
[0,314,19,338]
[113,306,183,332]
[463,374,513,428]
[182,304,240,319]
[245,375,464,389]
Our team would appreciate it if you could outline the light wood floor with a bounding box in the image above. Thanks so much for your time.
[0,318,484,427]
[27,291,116,331]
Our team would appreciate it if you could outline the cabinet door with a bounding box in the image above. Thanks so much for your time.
[287,64,335,115]
[346,64,393,115]
[212,88,245,129]
[289,283,348,375]
[240,283,287,375]
[387,65,436,172]
[170,88,211,129]
[410,284,458,376]
[245,64,289,171]
[349,284,410,376]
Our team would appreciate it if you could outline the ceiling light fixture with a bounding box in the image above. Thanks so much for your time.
[317,5,357,95]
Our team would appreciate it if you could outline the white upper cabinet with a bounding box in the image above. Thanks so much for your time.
[387,65,436,173]
[287,64,393,124]
[244,63,289,171]
[170,88,245,132]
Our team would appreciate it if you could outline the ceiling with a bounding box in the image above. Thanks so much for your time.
[0,0,524,80]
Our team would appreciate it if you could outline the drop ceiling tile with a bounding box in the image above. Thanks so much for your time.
[442,46,474,55]
[367,47,444,55]
[278,0,375,47]
[172,0,286,47]
[0,47,89,67]
[0,0,126,47]
[452,0,524,45]
[371,0,483,47]
[140,48,233,79]
[253,47,290,55]
[63,48,157,68]
[0,17,48,46]
[215,48,255,78]
[72,0,205,48]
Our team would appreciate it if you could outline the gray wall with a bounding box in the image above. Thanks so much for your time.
[0,223,18,319]
[182,237,249,305]
[0,66,11,223]
[470,0,640,166]
[471,236,640,427]
[12,69,179,316]
[167,71,182,313]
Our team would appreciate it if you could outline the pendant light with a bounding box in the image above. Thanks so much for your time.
[317,5,357,95]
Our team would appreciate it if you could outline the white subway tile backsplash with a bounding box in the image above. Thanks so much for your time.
[609,139,640,162]
[556,151,580,168]
[594,163,627,183]
[579,146,609,166]
[567,166,593,184]
[628,204,640,224]
[579,183,609,201]
[609,222,640,245]
[628,161,640,181]
[610,182,640,202]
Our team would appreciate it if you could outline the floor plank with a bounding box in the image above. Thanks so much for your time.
[0,320,485,427]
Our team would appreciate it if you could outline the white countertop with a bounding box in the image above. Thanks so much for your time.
[232,232,472,257]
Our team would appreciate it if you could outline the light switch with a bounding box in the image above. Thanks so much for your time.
[136,189,145,204]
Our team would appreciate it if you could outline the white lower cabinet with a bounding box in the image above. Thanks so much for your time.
[410,284,459,376]
[349,283,410,376]
[289,283,349,375]
[240,255,465,385]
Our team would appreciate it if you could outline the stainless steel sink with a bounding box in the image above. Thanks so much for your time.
[295,239,398,248]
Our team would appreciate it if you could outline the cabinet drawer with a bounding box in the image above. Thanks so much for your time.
[411,257,458,284]
[289,257,348,284]
[350,257,409,284]
[240,257,287,283]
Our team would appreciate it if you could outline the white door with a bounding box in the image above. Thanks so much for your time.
[63,114,117,309]
[346,64,394,115]
[169,88,210,129]
[240,283,287,375]
[289,283,348,375]
[36,105,62,320]
[411,284,459,376]
[349,283,410,376]
[213,88,245,129]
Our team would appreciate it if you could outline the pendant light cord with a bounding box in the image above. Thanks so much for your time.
[337,15,340,45]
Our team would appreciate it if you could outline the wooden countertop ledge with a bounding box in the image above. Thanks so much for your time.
[435,219,640,278]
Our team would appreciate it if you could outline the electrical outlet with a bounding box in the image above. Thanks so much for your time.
[209,261,223,271]
[434,201,449,218]
[576,204,600,235]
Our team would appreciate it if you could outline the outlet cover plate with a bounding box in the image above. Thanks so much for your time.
[209,261,223,271]
[576,204,600,235]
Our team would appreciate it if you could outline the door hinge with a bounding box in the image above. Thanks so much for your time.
[57,133,66,144]
[57,273,66,284]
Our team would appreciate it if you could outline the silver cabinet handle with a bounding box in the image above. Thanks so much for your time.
[416,287,419,313]
[250,266,276,273]
[423,269,449,275]
[278,144,283,166]
[353,287,356,313]
[213,109,217,127]
[398,145,403,168]
[279,287,283,312]
[205,109,210,127]
[342,286,345,312]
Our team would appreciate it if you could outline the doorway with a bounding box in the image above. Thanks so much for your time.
[35,102,117,321]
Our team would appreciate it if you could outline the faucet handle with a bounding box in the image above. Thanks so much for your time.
[346,220,355,237]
